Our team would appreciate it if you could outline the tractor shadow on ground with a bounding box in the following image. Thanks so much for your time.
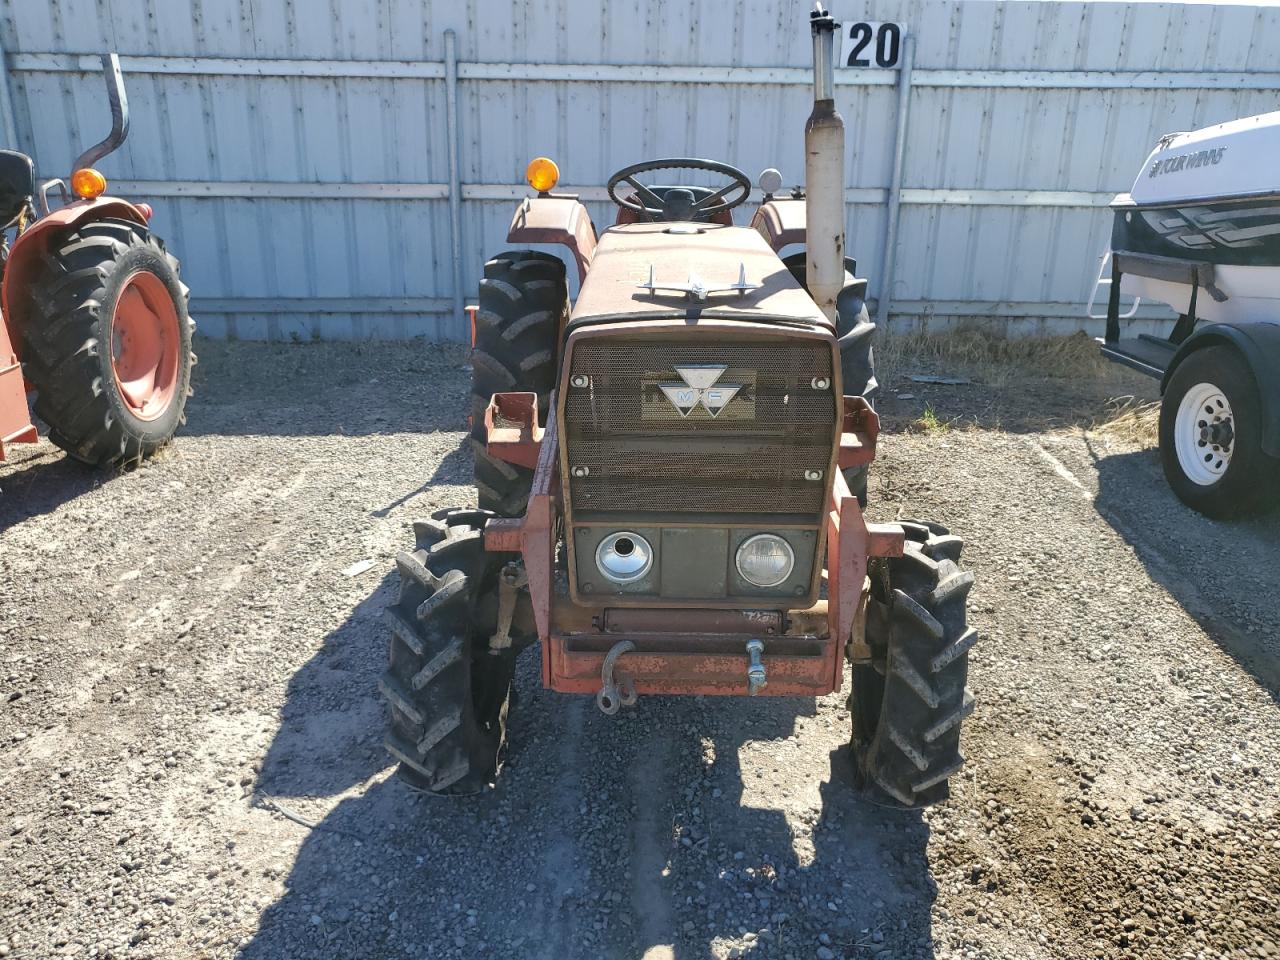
[0,445,109,532]
[179,337,472,439]
[242,570,938,960]
[1088,440,1280,700]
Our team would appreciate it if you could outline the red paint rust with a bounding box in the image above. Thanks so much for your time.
[826,468,868,692]
[545,634,838,697]
[749,198,808,252]
[838,395,880,469]
[867,523,906,558]
[507,196,597,284]
[484,391,544,469]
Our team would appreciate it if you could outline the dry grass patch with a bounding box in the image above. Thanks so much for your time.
[875,329,1108,388]
[1091,395,1161,446]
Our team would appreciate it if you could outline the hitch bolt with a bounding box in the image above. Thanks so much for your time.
[811,376,830,389]
[571,374,590,388]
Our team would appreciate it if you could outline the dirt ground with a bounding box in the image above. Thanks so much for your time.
[1,337,1278,960]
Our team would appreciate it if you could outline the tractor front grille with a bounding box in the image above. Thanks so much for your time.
[562,335,837,516]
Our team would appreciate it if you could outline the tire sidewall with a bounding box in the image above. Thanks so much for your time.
[1159,346,1265,517]
[94,235,192,445]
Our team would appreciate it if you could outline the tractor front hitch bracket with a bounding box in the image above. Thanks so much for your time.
[484,391,544,469]
[484,393,559,670]
[838,395,880,469]
[827,466,905,680]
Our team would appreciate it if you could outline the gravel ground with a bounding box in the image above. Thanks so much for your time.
[1,338,1277,960]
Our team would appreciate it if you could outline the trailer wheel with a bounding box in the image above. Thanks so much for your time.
[1160,345,1280,518]
[23,218,193,467]
[851,522,976,807]
[380,510,531,794]
[472,252,566,516]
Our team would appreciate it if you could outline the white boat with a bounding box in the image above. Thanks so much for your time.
[1101,110,1280,330]
[1088,112,1280,519]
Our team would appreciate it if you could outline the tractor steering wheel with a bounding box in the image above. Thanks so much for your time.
[606,158,752,222]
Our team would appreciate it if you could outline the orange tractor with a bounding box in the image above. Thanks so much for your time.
[380,7,978,807]
[0,55,193,467]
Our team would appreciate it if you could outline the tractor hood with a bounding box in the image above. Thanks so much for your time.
[568,222,832,332]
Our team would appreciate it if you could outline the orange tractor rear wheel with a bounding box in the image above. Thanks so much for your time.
[22,217,193,466]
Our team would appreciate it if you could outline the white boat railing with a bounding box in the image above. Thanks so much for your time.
[1087,250,1142,321]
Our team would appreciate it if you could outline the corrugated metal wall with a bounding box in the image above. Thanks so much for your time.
[1,0,1278,340]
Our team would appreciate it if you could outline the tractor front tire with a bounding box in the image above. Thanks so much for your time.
[24,218,193,467]
[851,522,977,807]
[380,510,530,794]
[472,251,566,516]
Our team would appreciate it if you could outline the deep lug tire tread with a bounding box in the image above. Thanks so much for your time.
[21,218,193,467]
[851,526,977,807]
[472,251,566,516]
[381,509,529,795]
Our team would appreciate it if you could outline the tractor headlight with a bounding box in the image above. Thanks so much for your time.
[735,534,795,588]
[595,531,653,584]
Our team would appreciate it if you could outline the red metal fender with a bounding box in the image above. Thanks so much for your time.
[1,197,149,357]
[750,197,807,252]
[507,196,597,284]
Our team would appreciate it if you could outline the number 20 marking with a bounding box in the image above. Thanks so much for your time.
[847,22,902,68]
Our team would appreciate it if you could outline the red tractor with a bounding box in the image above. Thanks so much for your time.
[380,7,977,807]
[0,55,194,467]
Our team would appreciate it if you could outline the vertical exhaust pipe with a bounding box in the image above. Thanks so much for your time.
[805,3,845,324]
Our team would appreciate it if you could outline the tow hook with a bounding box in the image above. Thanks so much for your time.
[597,640,638,715]
[746,639,767,696]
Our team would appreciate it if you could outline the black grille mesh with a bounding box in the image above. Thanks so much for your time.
[564,337,835,514]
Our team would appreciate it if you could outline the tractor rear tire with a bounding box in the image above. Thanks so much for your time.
[472,251,566,516]
[23,218,193,467]
[851,522,976,807]
[380,509,531,794]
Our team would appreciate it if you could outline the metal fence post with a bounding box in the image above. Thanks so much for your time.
[444,30,465,337]
[0,45,21,149]
[876,34,914,326]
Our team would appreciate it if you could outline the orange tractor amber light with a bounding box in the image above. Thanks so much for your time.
[71,167,107,199]
[525,156,559,193]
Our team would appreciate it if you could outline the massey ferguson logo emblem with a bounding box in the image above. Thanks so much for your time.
[659,364,742,418]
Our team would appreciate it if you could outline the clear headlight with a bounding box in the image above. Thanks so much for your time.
[735,534,795,588]
[595,531,653,584]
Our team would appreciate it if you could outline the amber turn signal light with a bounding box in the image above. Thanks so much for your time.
[71,167,107,199]
[525,157,559,194]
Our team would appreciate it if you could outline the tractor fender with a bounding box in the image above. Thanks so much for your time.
[1,197,149,356]
[506,196,597,285]
[751,197,806,252]
[1162,321,1280,457]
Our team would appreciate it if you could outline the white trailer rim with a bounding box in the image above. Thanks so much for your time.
[1174,382,1235,486]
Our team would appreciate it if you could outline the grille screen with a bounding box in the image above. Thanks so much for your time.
[564,337,836,515]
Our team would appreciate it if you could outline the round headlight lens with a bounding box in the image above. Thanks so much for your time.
[736,534,795,588]
[595,531,653,584]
